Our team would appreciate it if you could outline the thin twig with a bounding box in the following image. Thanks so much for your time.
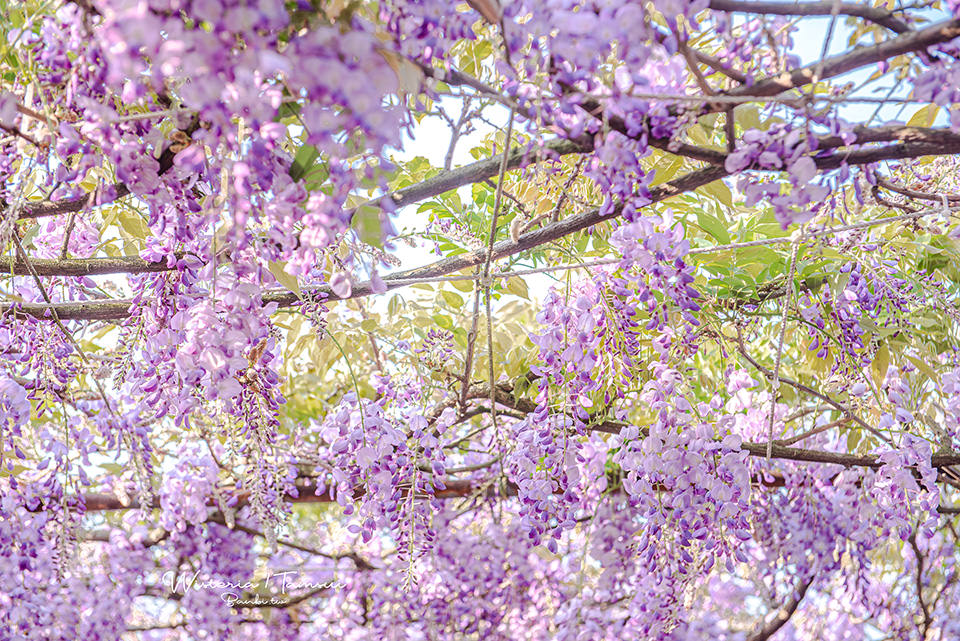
[59,212,77,260]
[208,513,375,570]
[775,417,849,446]
[482,109,515,446]
[11,232,116,415]
[767,237,801,456]
[735,326,893,445]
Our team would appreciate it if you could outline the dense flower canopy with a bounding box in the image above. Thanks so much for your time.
[4,0,960,638]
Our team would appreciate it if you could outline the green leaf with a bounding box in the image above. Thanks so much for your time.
[276,101,302,120]
[734,104,762,131]
[700,180,733,208]
[441,290,464,309]
[907,104,939,128]
[696,211,730,244]
[450,276,474,293]
[289,143,320,183]
[871,343,890,388]
[649,155,684,187]
[302,163,330,192]
[505,276,529,299]
[906,354,938,381]
[268,261,301,296]
[119,212,150,239]
[432,314,453,330]
[351,205,383,248]
[0,464,27,478]
[388,295,402,317]
[847,429,861,452]
[395,156,434,187]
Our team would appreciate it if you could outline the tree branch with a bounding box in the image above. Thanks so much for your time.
[716,18,960,109]
[708,0,912,34]
[354,136,590,217]
[11,124,960,281]
[907,532,933,635]
[11,124,960,318]
[877,176,960,203]
[12,116,200,221]
[7,164,727,320]
[207,513,376,570]
[75,478,506,512]
[746,574,815,641]
[16,183,130,220]
[2,255,177,277]
[491,383,960,470]
[734,325,892,443]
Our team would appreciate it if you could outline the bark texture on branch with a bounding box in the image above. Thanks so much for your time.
[357,136,591,215]
[12,117,198,221]
[718,18,960,106]
[746,574,815,641]
[11,126,960,321]
[3,255,176,277]
[708,0,912,34]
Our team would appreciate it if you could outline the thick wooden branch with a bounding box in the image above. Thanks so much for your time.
[388,164,729,279]
[15,136,588,225]
[9,100,957,286]
[2,255,176,277]
[12,117,198,221]
[45,382,960,513]
[17,184,132,221]
[820,125,960,149]
[577,96,728,165]
[10,19,954,228]
[5,164,727,320]
[5,137,589,281]
[717,18,960,108]
[360,136,590,214]
[70,440,960,514]
[589,419,960,469]
[740,443,960,468]
[877,176,960,203]
[10,127,960,320]
[708,0,912,34]
[746,574,815,641]
[491,385,960,470]
[78,478,500,512]
[816,139,960,170]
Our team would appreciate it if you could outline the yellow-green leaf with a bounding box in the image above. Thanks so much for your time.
[441,289,464,309]
[696,211,730,244]
[119,212,150,239]
[907,104,939,128]
[871,343,890,388]
[352,205,383,247]
[906,354,938,382]
[432,314,453,330]
[268,261,301,296]
[505,276,529,299]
